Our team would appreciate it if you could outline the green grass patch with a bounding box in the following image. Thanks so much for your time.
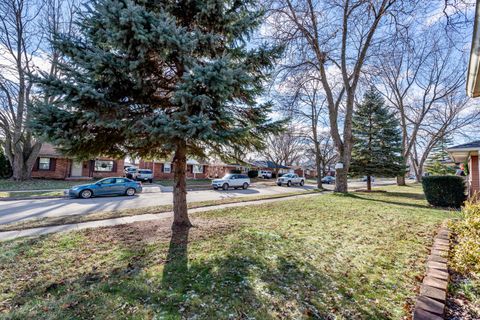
[0,185,455,319]
[0,190,64,199]
[0,179,87,191]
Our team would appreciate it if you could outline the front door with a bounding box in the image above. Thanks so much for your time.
[71,162,83,177]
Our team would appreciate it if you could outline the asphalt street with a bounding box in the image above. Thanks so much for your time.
[0,180,396,225]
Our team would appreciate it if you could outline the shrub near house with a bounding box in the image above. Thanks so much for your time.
[422,176,466,208]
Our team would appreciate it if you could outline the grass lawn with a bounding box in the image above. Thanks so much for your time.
[0,190,64,199]
[0,179,86,191]
[0,185,456,319]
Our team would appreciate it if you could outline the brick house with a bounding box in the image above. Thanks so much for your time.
[139,159,209,180]
[207,163,248,178]
[447,141,480,197]
[31,143,124,180]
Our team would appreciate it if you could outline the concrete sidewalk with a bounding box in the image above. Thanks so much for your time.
[0,192,324,241]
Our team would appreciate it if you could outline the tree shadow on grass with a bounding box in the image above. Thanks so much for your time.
[3,221,404,319]
[343,192,430,209]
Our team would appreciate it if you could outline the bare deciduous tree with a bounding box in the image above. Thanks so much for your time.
[276,74,333,188]
[263,127,306,176]
[267,0,409,192]
[409,92,480,180]
[0,0,78,180]
[372,22,470,184]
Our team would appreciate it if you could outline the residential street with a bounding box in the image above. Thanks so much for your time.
[0,180,397,225]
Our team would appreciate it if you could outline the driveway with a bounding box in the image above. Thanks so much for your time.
[0,179,397,226]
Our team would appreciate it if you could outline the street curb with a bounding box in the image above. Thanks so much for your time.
[413,225,451,320]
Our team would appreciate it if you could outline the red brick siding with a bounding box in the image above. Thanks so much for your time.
[139,161,208,179]
[31,158,70,180]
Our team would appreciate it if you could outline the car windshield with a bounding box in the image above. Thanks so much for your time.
[283,174,292,178]
[138,170,151,174]
[222,174,234,179]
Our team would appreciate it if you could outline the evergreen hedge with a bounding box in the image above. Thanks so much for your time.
[422,176,466,208]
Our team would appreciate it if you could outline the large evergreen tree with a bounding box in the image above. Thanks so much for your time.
[425,137,456,175]
[32,0,283,227]
[350,89,404,191]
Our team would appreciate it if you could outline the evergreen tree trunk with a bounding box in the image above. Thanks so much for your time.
[367,175,372,191]
[172,140,192,228]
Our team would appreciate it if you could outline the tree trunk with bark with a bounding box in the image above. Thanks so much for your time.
[172,140,192,228]
[313,132,323,190]
[335,167,348,192]
[367,175,372,191]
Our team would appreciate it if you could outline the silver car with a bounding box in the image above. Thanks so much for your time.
[212,174,250,190]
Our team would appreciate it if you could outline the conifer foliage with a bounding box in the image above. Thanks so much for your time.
[425,137,456,176]
[350,89,404,191]
[32,0,283,227]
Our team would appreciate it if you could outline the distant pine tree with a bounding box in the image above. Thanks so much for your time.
[350,88,404,191]
[426,137,456,175]
[31,0,285,227]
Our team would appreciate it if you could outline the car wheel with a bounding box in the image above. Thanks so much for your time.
[300,180,304,186]
[213,187,218,190]
[149,179,153,183]
[80,189,92,199]
[277,183,282,186]
[242,182,248,189]
[222,183,229,191]
[126,188,136,196]
[287,181,292,187]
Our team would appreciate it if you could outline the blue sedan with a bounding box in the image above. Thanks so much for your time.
[67,177,143,199]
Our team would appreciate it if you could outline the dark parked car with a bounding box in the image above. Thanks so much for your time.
[321,176,336,184]
[66,177,143,199]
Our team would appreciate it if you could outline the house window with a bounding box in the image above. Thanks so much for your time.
[164,163,171,173]
[193,165,203,173]
[39,158,51,170]
[94,160,114,172]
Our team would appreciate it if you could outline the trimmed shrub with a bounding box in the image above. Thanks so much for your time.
[247,170,258,178]
[229,169,241,174]
[450,197,480,274]
[422,175,466,208]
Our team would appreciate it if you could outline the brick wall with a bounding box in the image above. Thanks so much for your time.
[31,158,70,180]
[140,160,208,179]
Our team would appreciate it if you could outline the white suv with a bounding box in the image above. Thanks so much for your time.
[212,174,250,190]
[276,173,304,187]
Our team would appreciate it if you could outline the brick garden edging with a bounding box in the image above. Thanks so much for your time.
[413,226,451,320]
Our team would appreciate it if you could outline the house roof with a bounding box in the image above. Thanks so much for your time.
[38,143,63,157]
[447,140,480,162]
[447,140,480,150]
[249,160,289,169]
